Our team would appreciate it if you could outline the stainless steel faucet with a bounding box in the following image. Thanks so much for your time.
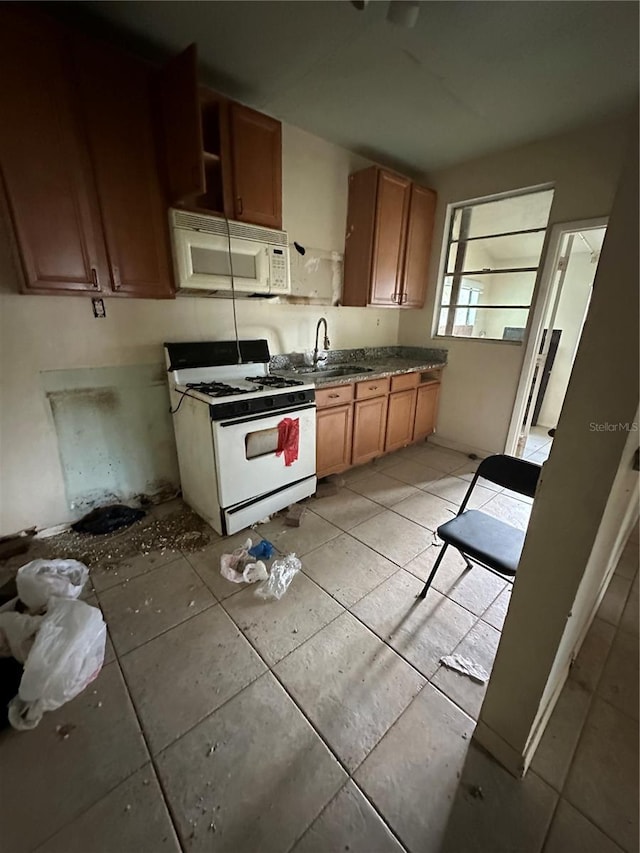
[313,317,330,368]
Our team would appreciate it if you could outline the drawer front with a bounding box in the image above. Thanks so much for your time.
[355,376,390,400]
[390,372,419,393]
[316,384,355,408]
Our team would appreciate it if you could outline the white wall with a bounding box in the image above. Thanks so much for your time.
[474,124,639,776]
[399,113,632,455]
[0,123,401,536]
[537,248,597,427]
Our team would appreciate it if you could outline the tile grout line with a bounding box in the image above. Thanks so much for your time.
[109,655,189,853]
[210,598,415,853]
[539,559,638,853]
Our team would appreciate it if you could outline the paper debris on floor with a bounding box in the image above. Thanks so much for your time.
[440,653,489,684]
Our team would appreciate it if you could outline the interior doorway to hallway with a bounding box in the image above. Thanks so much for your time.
[506,218,608,460]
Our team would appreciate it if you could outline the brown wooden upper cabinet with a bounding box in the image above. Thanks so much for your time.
[159,45,282,229]
[342,166,437,309]
[0,7,173,298]
[0,9,109,295]
[73,39,173,299]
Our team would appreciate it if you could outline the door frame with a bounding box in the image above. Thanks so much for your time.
[504,216,608,455]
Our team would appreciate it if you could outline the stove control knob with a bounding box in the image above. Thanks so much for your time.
[287,393,295,403]
[241,402,250,412]
[297,392,306,401]
[265,398,274,408]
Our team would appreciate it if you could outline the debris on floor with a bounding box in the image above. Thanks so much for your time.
[248,539,275,560]
[0,559,106,731]
[14,559,88,611]
[55,722,76,740]
[255,554,301,601]
[468,784,485,800]
[0,527,35,561]
[315,478,342,498]
[440,653,489,684]
[0,505,214,587]
[72,505,146,536]
[284,504,307,527]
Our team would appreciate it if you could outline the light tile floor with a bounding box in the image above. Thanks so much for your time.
[523,424,554,464]
[0,444,637,853]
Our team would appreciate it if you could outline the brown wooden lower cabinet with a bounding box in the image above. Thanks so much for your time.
[315,371,442,480]
[352,395,389,465]
[316,403,353,479]
[413,382,440,441]
[385,389,417,452]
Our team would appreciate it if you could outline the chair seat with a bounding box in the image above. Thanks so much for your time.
[437,510,526,576]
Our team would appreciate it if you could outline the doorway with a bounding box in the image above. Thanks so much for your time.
[506,218,608,459]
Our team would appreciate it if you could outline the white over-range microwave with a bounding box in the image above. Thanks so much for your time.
[170,209,291,297]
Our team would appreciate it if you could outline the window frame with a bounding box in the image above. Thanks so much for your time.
[432,184,555,344]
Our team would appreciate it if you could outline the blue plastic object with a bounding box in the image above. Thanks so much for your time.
[248,539,275,560]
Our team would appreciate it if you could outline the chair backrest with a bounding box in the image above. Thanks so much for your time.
[475,454,542,498]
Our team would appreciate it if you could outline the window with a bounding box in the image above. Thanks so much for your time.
[435,188,554,340]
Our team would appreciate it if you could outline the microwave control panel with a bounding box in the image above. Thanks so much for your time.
[268,247,289,291]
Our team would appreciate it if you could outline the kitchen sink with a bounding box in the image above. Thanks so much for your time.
[290,364,374,379]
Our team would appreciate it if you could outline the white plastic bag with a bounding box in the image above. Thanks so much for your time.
[17,559,89,612]
[242,561,268,584]
[0,611,43,662]
[220,539,253,583]
[8,598,106,730]
[255,554,301,601]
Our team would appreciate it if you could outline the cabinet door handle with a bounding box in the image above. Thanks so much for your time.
[369,386,378,391]
[112,265,121,291]
[237,197,243,215]
[401,292,408,304]
[328,393,340,399]
[391,292,398,303]
[90,267,99,289]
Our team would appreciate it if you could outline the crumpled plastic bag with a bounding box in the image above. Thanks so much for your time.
[16,559,89,612]
[0,611,43,663]
[255,554,301,601]
[8,597,106,731]
[220,539,268,585]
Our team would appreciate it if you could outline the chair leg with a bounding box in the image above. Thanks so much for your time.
[418,543,449,600]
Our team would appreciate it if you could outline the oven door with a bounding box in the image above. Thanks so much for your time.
[173,227,270,293]
[211,404,316,508]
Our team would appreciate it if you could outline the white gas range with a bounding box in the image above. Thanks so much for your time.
[165,340,316,535]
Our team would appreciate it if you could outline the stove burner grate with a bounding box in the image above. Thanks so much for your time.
[245,375,305,389]
[186,382,252,398]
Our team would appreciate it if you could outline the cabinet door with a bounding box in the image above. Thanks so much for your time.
[316,404,353,479]
[401,184,437,308]
[413,383,441,441]
[352,396,389,465]
[230,104,282,229]
[0,8,108,294]
[385,390,417,452]
[370,170,411,306]
[158,44,205,204]
[74,40,173,298]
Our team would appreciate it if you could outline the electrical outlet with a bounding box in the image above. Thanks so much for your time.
[91,298,106,319]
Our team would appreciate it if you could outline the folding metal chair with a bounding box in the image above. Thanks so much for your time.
[418,454,542,599]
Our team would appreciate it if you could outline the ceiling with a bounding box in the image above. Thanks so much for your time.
[67,0,638,175]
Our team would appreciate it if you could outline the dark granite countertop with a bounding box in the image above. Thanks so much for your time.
[271,346,447,388]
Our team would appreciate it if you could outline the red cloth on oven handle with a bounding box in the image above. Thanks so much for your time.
[276,418,299,466]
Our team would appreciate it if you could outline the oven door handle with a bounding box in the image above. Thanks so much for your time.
[218,403,316,427]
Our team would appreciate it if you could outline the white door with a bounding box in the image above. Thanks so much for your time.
[212,404,316,508]
[506,218,608,457]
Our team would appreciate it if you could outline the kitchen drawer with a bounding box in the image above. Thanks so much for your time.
[316,384,354,408]
[355,376,390,400]
[390,372,419,393]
